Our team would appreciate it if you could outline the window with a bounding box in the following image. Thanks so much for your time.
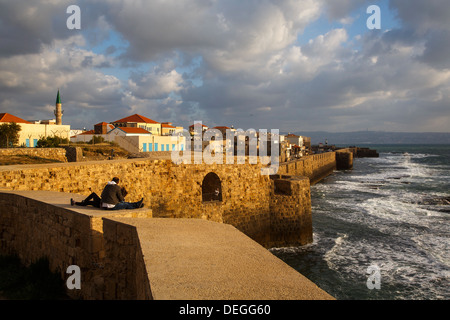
[149,143,153,152]
[202,172,222,202]
[161,144,165,151]
[166,144,169,151]
[143,143,147,152]
[155,143,158,151]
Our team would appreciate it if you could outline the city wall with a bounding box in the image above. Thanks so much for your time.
[0,148,68,163]
[0,151,354,299]
[0,151,353,247]
[0,189,334,299]
[0,157,275,247]
[0,190,153,299]
[278,151,337,185]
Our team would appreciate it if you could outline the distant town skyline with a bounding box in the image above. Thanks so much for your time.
[0,0,449,133]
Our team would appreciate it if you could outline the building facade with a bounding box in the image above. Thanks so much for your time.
[0,113,70,148]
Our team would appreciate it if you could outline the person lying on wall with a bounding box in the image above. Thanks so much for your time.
[70,177,144,210]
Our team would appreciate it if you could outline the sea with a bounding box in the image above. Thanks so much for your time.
[270,144,450,300]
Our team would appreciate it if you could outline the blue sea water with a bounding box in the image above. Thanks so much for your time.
[271,144,450,300]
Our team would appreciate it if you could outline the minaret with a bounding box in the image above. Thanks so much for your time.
[54,90,63,125]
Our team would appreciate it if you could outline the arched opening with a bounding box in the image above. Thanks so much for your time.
[202,172,222,202]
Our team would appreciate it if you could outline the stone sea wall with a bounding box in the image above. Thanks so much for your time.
[0,148,68,162]
[0,192,96,299]
[0,151,354,248]
[278,152,337,185]
[102,218,152,299]
[269,176,312,247]
[0,151,355,299]
[0,158,275,246]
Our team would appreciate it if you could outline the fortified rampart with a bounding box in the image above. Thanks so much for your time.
[0,151,354,247]
[0,148,68,163]
[0,149,359,299]
[0,190,153,299]
[278,152,337,185]
[0,157,294,248]
[0,190,334,299]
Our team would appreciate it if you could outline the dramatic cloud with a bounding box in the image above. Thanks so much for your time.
[0,0,449,132]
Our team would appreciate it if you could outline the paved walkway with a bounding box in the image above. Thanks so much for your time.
[108,217,335,300]
[1,189,334,300]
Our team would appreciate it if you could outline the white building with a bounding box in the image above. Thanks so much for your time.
[70,124,186,153]
[0,113,70,147]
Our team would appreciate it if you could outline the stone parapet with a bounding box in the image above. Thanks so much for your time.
[0,148,67,162]
[278,152,337,185]
[270,176,312,247]
[0,190,153,300]
[336,149,354,170]
[0,190,334,300]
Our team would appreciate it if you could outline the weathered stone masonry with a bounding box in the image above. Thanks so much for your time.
[0,150,355,299]
[0,148,68,163]
[0,151,354,248]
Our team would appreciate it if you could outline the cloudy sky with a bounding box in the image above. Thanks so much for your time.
[0,0,449,132]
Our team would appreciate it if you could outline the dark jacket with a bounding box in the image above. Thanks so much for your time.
[101,182,124,205]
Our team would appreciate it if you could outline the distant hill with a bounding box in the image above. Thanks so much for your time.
[288,131,450,145]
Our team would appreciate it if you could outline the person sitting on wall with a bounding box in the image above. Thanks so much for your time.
[70,186,128,208]
[71,177,143,210]
[71,192,102,208]
[100,177,144,210]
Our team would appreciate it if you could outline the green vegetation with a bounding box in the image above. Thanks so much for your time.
[0,255,69,300]
[36,136,69,148]
[88,135,105,144]
[0,123,21,148]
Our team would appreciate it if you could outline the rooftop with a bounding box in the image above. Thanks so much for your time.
[112,114,159,124]
[0,113,32,124]
[117,127,151,134]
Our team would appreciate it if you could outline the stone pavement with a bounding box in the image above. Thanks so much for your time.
[107,217,335,300]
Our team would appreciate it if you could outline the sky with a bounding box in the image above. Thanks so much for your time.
[0,0,449,132]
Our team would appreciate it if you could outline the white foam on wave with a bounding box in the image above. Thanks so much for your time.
[311,150,450,299]
[412,235,450,267]
[322,232,450,299]
[354,196,448,238]
[323,233,349,271]
[270,232,321,253]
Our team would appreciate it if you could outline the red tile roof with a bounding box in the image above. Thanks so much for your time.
[94,122,109,126]
[0,113,31,124]
[118,127,151,134]
[113,114,159,124]
[213,126,231,129]
[80,130,95,135]
[162,123,175,128]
